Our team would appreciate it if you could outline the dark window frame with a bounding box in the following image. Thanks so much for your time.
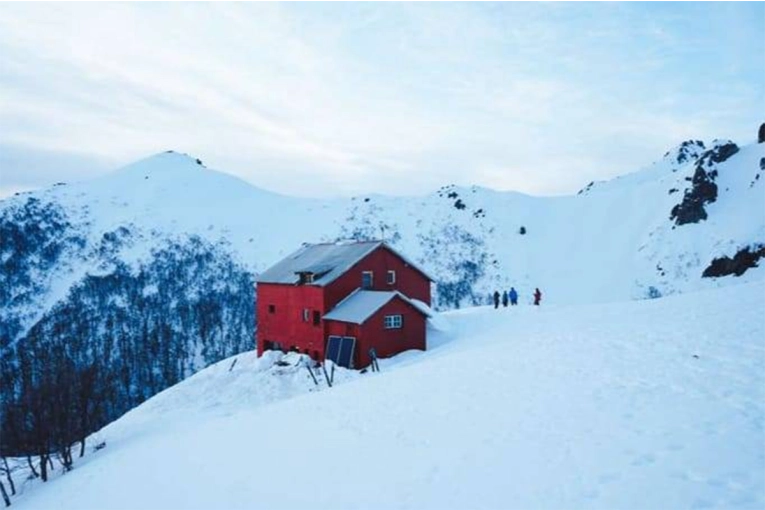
[362,270,374,289]
[384,314,403,329]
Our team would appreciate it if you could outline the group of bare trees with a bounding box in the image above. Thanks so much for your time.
[417,224,491,309]
[0,191,255,507]
[0,340,102,507]
[0,235,256,506]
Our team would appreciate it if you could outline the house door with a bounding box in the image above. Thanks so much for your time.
[326,335,356,369]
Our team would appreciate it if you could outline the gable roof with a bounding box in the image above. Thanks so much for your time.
[322,289,431,325]
[256,240,433,286]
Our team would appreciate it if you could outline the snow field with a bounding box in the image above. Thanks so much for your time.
[14,280,765,509]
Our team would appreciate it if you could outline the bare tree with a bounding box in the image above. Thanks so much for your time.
[25,457,38,479]
[76,364,100,458]
[0,458,14,496]
[0,479,10,507]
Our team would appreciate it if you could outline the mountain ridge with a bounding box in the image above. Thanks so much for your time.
[1,134,763,466]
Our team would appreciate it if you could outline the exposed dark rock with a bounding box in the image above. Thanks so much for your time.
[665,140,705,167]
[577,181,595,195]
[759,123,765,143]
[700,142,739,166]
[670,165,718,225]
[454,199,466,210]
[670,142,739,226]
[702,244,765,277]
[668,188,678,195]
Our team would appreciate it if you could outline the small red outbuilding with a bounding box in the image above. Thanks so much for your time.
[256,240,433,369]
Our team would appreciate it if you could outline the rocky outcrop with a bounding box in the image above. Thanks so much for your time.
[670,166,718,225]
[702,244,765,277]
[664,140,705,167]
[701,141,739,166]
[670,142,739,226]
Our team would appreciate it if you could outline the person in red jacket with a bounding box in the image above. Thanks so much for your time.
[533,288,542,306]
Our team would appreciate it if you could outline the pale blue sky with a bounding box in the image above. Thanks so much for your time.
[0,2,763,198]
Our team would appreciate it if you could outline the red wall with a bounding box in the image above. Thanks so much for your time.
[256,244,431,363]
[324,245,431,311]
[325,321,360,341]
[324,297,426,368]
[256,283,325,358]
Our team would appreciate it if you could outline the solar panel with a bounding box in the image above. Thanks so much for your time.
[326,336,342,365]
[325,335,356,368]
[338,337,356,369]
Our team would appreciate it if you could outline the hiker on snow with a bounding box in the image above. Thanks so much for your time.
[509,287,518,306]
[493,291,500,309]
[533,288,542,306]
[502,290,509,308]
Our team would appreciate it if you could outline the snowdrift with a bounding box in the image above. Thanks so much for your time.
[12,281,765,509]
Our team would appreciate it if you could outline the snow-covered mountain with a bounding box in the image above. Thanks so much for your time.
[10,280,765,509]
[1,136,764,466]
[4,139,764,314]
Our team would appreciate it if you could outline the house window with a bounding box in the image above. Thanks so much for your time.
[387,270,396,284]
[362,271,373,289]
[268,304,276,314]
[298,272,314,284]
[313,310,321,326]
[384,314,403,329]
[302,309,310,322]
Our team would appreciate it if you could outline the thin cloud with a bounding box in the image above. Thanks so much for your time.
[0,2,762,199]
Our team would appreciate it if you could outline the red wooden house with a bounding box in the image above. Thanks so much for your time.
[256,241,433,369]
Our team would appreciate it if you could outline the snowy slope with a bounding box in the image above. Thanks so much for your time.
[3,140,764,322]
[2,139,764,487]
[12,281,765,509]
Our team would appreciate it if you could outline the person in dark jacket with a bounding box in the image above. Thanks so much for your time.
[533,288,542,306]
[493,290,500,309]
[502,290,508,307]
[509,287,518,306]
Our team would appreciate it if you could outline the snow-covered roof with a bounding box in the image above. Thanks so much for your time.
[256,241,433,285]
[257,241,382,285]
[409,298,435,318]
[322,290,430,324]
